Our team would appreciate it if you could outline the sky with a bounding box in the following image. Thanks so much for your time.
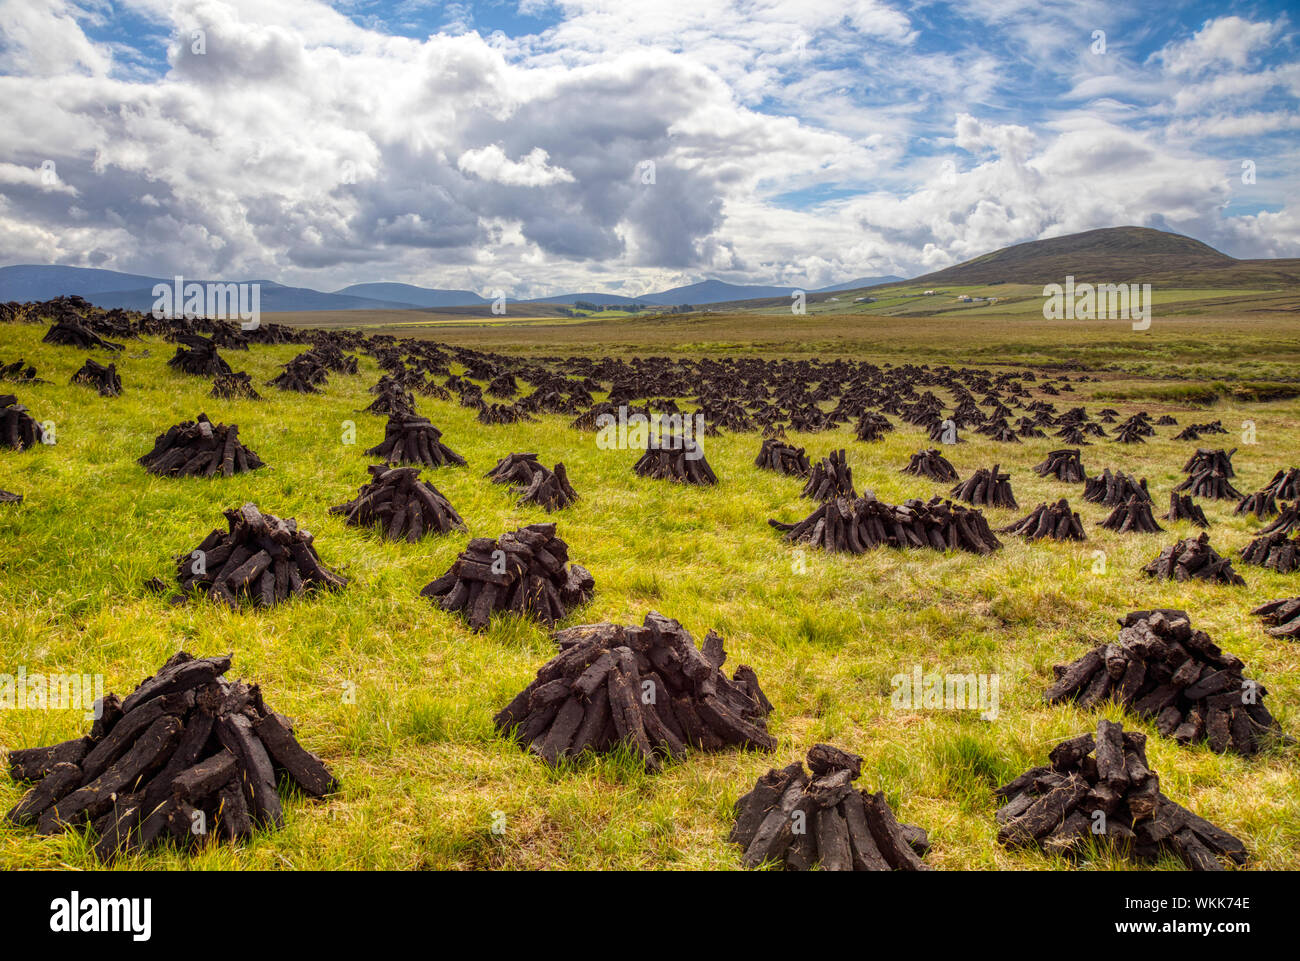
[0,0,1297,297]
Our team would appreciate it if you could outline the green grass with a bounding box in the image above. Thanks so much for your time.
[0,317,1298,870]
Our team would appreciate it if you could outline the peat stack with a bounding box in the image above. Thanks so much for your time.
[0,358,41,383]
[770,493,1001,555]
[70,359,121,397]
[493,611,775,771]
[0,395,45,450]
[1176,449,1241,500]
[169,503,347,607]
[1175,469,1242,501]
[901,448,958,483]
[363,383,415,417]
[268,354,326,393]
[731,744,931,871]
[485,452,579,511]
[1183,447,1236,477]
[802,449,855,501]
[1142,533,1245,586]
[42,317,122,351]
[754,438,810,477]
[1263,468,1300,500]
[1236,469,1300,519]
[329,465,465,541]
[210,371,262,401]
[950,465,1017,509]
[1240,530,1300,574]
[1034,449,1086,483]
[1257,502,1300,537]
[1083,469,1149,507]
[855,411,893,442]
[168,334,231,377]
[633,438,717,485]
[420,522,594,631]
[1251,597,1300,639]
[0,490,22,504]
[1044,610,1280,755]
[138,414,264,478]
[1099,495,1164,534]
[1235,487,1280,520]
[5,651,337,861]
[1165,493,1210,527]
[366,415,466,468]
[999,500,1086,541]
[995,718,1247,869]
[477,402,534,426]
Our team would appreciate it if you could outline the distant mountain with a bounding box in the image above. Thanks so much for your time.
[0,266,426,312]
[902,226,1300,288]
[0,264,910,311]
[523,292,643,307]
[333,282,487,307]
[0,265,168,301]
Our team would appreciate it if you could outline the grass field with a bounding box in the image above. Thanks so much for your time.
[1,311,1298,870]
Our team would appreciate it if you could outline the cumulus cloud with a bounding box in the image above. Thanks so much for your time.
[0,0,1295,294]
[457,145,575,186]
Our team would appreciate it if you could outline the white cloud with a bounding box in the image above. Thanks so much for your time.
[457,145,575,186]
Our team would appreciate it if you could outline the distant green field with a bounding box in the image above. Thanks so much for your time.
[1,313,1297,871]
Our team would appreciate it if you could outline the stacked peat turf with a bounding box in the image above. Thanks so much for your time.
[485,452,578,511]
[1236,469,1300,519]
[210,371,261,400]
[754,438,810,477]
[1235,487,1280,520]
[1044,610,1279,755]
[5,651,337,861]
[1034,448,1086,483]
[168,334,231,377]
[70,359,121,397]
[999,500,1086,541]
[1240,529,1300,573]
[901,448,958,483]
[633,438,717,485]
[419,523,594,630]
[1099,495,1164,534]
[0,358,41,383]
[1262,468,1300,500]
[43,317,122,351]
[1083,469,1150,507]
[995,718,1247,869]
[169,503,347,608]
[0,490,22,504]
[366,415,466,467]
[138,414,264,478]
[1165,493,1210,527]
[363,382,415,417]
[855,411,893,442]
[492,611,775,771]
[731,744,930,871]
[801,449,855,501]
[1142,533,1245,585]
[330,464,465,541]
[477,402,534,426]
[1176,448,1242,500]
[950,464,1017,509]
[770,492,1001,555]
[268,354,326,393]
[0,395,45,450]
[1251,597,1300,639]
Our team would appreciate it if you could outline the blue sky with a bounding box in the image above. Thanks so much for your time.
[1,0,1297,295]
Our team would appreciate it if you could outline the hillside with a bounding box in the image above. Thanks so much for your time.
[898,227,1300,288]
